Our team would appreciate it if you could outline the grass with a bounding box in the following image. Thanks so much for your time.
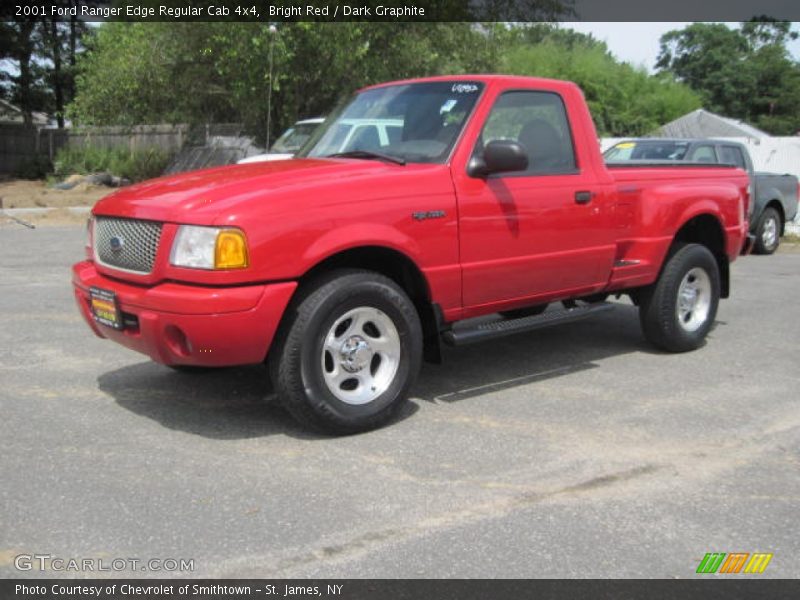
[53,146,173,183]
[783,232,800,244]
[13,156,52,180]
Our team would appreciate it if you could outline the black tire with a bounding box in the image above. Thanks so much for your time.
[753,206,781,255]
[270,270,423,434]
[639,243,720,353]
[499,303,548,319]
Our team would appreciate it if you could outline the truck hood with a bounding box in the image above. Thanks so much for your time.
[92,158,445,224]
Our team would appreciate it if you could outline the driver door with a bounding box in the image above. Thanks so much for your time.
[453,89,616,310]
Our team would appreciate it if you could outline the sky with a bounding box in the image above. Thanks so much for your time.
[566,22,800,72]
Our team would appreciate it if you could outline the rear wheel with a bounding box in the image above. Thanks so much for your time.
[754,207,781,255]
[271,270,422,434]
[639,244,720,352]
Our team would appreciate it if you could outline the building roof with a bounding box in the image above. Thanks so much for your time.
[0,98,49,126]
[656,108,769,140]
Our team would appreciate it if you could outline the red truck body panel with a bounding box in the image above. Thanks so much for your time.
[73,75,749,366]
[72,260,297,366]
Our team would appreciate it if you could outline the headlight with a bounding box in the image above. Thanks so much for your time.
[170,225,249,270]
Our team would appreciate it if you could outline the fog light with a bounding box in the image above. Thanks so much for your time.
[164,325,191,357]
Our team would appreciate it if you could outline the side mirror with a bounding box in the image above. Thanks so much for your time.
[468,140,529,178]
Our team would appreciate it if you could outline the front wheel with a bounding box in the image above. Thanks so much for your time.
[639,244,720,352]
[753,207,781,255]
[271,270,423,434]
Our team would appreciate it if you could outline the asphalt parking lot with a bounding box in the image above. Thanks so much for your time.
[1,224,798,579]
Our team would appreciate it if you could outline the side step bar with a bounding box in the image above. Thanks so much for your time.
[442,302,614,346]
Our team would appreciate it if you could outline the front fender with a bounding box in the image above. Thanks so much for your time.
[301,223,425,269]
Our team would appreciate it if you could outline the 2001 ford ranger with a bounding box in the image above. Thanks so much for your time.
[72,75,752,433]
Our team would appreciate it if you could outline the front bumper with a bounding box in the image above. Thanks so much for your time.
[72,261,297,367]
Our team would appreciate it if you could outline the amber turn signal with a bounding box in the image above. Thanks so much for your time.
[214,229,249,269]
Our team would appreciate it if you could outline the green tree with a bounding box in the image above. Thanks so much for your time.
[0,19,40,125]
[69,22,501,143]
[656,21,800,135]
[741,20,800,134]
[501,26,701,136]
[69,22,240,126]
[656,23,752,117]
[1,4,89,127]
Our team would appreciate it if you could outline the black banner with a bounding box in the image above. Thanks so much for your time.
[3,579,800,600]
[3,0,800,22]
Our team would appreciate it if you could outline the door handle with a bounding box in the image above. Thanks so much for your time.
[575,191,594,205]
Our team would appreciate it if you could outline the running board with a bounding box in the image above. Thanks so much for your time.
[442,302,615,346]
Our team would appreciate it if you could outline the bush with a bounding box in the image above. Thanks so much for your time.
[14,156,53,180]
[53,146,172,182]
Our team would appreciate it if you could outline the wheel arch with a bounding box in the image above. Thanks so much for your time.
[297,245,443,363]
[671,213,729,298]
[763,199,786,235]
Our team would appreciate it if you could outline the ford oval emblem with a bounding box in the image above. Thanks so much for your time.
[109,236,124,253]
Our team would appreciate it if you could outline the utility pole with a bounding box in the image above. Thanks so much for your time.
[266,24,277,151]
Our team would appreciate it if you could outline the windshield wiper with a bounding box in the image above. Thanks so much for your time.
[326,150,406,166]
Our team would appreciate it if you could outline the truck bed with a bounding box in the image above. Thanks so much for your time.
[605,159,740,170]
[602,162,749,293]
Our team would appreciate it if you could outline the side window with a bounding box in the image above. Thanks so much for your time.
[478,91,577,175]
[606,142,635,160]
[719,146,747,169]
[688,145,717,162]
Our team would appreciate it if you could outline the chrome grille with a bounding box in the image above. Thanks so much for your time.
[94,217,162,274]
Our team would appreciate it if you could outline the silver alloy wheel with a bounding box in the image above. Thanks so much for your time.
[676,267,712,332]
[321,306,401,405]
[762,215,778,249]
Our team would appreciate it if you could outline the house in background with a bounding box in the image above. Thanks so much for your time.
[0,99,49,126]
[601,108,799,179]
[656,108,770,140]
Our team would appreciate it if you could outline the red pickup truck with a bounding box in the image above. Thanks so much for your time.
[73,75,751,433]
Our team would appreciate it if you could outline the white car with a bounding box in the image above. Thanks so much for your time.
[238,118,404,164]
[238,118,324,164]
[309,117,404,157]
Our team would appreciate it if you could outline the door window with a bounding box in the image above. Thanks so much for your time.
[719,146,747,169]
[478,91,577,175]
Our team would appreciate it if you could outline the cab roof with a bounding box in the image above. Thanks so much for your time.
[359,74,581,94]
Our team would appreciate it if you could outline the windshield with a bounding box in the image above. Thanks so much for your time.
[605,140,690,161]
[270,122,321,153]
[296,81,484,163]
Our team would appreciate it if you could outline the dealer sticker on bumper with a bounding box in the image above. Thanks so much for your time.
[89,286,123,330]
